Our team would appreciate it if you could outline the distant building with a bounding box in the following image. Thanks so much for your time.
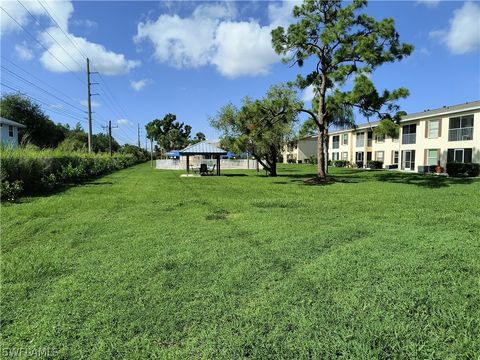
[283,135,317,164]
[282,100,480,172]
[0,117,26,148]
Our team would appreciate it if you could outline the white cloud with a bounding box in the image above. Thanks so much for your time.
[0,0,73,35]
[134,2,298,78]
[302,85,316,102]
[2,1,139,75]
[117,118,129,125]
[130,79,150,91]
[212,21,279,77]
[430,2,480,54]
[80,99,100,108]
[416,0,441,8]
[39,27,140,75]
[15,42,33,61]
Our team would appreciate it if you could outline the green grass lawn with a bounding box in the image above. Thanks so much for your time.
[2,163,479,358]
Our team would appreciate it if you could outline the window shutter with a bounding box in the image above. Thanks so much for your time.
[437,148,441,164]
[425,121,429,138]
[438,120,442,137]
[447,149,454,163]
[465,148,472,163]
[424,149,428,165]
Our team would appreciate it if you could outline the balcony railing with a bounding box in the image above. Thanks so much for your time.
[448,127,473,141]
[332,142,339,149]
[402,133,416,144]
[356,139,364,147]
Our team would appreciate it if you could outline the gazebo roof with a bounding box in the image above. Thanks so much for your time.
[179,141,227,155]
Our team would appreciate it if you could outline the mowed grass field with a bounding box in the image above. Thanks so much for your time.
[2,163,479,359]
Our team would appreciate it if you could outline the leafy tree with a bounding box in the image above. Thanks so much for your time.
[210,84,301,176]
[92,133,120,153]
[0,93,68,148]
[272,0,413,180]
[145,114,192,153]
[191,132,206,144]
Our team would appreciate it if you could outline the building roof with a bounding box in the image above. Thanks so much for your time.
[0,117,26,128]
[179,140,227,155]
[401,100,480,121]
[328,100,480,135]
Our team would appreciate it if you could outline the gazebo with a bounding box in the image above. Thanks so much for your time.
[179,141,227,175]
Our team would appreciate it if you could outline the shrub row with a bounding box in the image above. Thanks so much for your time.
[446,162,480,178]
[332,160,350,167]
[1,147,148,200]
[367,160,384,169]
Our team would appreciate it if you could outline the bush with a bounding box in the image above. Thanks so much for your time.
[0,147,147,200]
[332,160,350,167]
[306,154,317,164]
[367,160,383,169]
[446,163,480,177]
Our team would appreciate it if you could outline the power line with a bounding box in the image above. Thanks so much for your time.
[1,82,90,125]
[38,0,88,60]
[1,65,86,114]
[0,6,84,84]
[16,0,84,69]
[1,56,82,106]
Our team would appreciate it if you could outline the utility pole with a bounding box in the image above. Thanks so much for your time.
[86,58,93,152]
[86,58,99,153]
[137,123,141,147]
[101,121,118,156]
[150,137,154,167]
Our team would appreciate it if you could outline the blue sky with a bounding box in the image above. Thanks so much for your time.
[1,0,479,145]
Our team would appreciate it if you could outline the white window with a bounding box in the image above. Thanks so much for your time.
[8,125,14,138]
[332,152,339,160]
[428,120,439,138]
[393,151,399,164]
[427,149,438,166]
[376,134,385,143]
[332,135,340,149]
[342,152,348,160]
[342,133,348,145]
[375,151,384,161]
[356,132,365,147]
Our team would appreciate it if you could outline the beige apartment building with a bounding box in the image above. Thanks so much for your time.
[284,100,480,172]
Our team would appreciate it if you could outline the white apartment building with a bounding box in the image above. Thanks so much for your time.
[283,100,480,172]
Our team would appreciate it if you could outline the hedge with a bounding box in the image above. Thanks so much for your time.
[367,160,384,169]
[446,162,480,178]
[1,147,147,200]
[332,160,350,167]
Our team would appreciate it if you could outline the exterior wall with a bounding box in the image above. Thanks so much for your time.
[283,138,317,163]
[326,107,480,172]
[0,124,18,148]
[0,124,20,148]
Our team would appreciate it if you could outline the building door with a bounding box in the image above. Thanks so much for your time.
[355,151,364,168]
[402,150,416,171]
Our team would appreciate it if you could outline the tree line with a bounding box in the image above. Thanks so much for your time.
[0,93,140,155]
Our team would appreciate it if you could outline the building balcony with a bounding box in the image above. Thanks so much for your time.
[356,140,364,147]
[448,127,473,141]
[402,133,416,144]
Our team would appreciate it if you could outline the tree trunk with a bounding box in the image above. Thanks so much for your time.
[316,75,327,179]
[270,160,277,177]
[325,128,329,174]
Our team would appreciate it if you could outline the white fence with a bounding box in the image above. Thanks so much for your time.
[156,159,261,170]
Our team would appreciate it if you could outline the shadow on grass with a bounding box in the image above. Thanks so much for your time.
[375,172,477,188]
[275,168,479,188]
[8,179,116,205]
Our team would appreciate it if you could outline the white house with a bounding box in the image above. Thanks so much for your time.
[0,117,26,148]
